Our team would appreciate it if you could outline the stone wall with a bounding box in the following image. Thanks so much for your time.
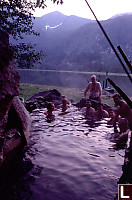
[0,30,20,133]
[0,30,30,165]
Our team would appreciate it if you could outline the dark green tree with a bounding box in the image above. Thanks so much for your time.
[0,0,63,68]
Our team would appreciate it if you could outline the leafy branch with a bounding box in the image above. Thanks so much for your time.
[0,0,63,68]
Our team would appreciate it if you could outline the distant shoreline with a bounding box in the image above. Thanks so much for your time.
[18,69,132,77]
[19,83,115,105]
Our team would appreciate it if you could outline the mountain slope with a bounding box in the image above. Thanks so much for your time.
[57,14,132,72]
[12,12,132,73]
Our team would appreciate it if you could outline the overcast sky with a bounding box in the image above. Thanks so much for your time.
[35,0,132,20]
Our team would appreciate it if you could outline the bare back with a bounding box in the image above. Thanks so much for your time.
[117,102,132,123]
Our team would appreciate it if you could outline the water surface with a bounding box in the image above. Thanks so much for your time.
[0,106,125,200]
[19,69,132,96]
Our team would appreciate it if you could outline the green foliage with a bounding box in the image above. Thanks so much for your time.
[0,0,63,68]
[11,43,44,68]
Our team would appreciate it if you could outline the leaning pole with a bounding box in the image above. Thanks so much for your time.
[107,78,132,109]
[84,0,132,84]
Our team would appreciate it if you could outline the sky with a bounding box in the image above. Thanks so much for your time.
[35,0,132,20]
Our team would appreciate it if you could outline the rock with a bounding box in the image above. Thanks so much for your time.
[74,98,86,108]
[75,98,111,111]
[19,97,25,104]
[8,96,31,142]
[0,96,31,165]
[26,89,63,112]
[28,89,61,101]
[0,30,13,68]
[0,30,31,167]
[0,31,20,133]
[3,129,21,157]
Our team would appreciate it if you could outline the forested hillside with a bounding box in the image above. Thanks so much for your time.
[13,11,132,73]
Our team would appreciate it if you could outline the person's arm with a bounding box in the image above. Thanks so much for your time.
[56,104,62,109]
[84,84,90,98]
[112,108,120,129]
[44,111,48,115]
[115,132,128,143]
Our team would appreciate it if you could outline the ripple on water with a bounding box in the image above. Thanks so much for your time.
[4,106,125,200]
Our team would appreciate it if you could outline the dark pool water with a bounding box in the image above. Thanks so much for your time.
[0,106,125,200]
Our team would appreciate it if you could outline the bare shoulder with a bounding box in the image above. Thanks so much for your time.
[102,110,109,117]
[87,82,92,87]
[91,107,95,112]
[97,81,102,87]
[123,102,131,109]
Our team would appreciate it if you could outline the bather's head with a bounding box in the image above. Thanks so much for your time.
[46,102,55,112]
[118,118,128,133]
[97,103,103,111]
[62,97,68,105]
[86,99,92,108]
[112,93,122,105]
[91,75,96,83]
[108,108,115,118]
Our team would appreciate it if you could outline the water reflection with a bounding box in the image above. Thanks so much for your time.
[0,154,35,200]
[28,106,124,200]
[0,106,129,200]
[19,70,132,96]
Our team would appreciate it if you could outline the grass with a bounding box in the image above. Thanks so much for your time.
[19,83,115,106]
[19,83,84,102]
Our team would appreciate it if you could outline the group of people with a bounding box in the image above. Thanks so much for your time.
[81,99,109,118]
[44,74,132,148]
[44,96,70,122]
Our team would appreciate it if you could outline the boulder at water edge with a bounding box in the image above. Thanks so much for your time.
[26,89,63,112]
[0,30,20,133]
[0,30,30,166]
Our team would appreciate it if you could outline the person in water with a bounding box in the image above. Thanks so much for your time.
[117,118,132,184]
[57,97,70,115]
[112,93,132,131]
[107,108,116,125]
[44,102,55,122]
[81,99,95,118]
[84,75,102,102]
[114,118,131,147]
[95,103,109,118]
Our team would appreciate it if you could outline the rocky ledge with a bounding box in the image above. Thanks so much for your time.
[25,89,67,112]
[0,30,31,166]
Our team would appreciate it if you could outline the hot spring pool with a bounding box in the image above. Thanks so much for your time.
[0,106,125,200]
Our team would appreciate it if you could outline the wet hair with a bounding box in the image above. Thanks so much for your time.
[118,118,128,125]
[46,102,54,110]
[91,75,96,79]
